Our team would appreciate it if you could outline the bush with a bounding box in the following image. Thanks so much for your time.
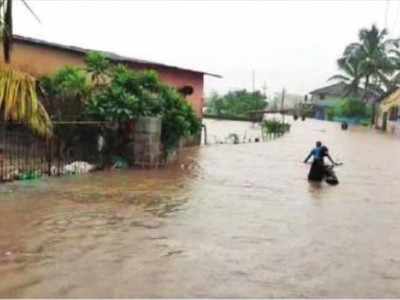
[84,59,201,152]
[326,107,335,120]
[40,66,90,121]
[262,119,290,134]
[336,99,368,118]
[41,52,201,153]
[86,66,163,121]
[159,86,201,151]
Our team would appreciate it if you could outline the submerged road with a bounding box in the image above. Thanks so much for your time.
[0,119,400,297]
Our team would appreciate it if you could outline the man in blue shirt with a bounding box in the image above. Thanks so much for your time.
[304,141,323,164]
[304,141,337,181]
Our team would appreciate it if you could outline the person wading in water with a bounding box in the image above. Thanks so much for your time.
[304,141,338,181]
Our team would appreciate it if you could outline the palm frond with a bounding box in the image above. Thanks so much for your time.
[0,64,53,137]
[21,0,41,23]
[328,74,350,82]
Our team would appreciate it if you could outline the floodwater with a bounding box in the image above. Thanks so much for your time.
[1,118,400,298]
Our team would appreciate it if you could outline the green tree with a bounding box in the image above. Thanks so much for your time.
[84,51,111,87]
[338,25,398,97]
[329,56,363,96]
[331,24,400,124]
[206,91,224,116]
[78,53,200,151]
[207,89,267,117]
[40,66,90,121]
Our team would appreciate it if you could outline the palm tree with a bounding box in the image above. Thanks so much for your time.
[0,0,52,137]
[382,48,400,91]
[341,25,398,97]
[328,56,363,97]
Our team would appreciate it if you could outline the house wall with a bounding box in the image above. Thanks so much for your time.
[1,41,204,118]
[127,62,204,117]
[386,121,400,137]
[376,104,400,136]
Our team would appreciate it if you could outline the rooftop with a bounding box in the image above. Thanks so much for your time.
[13,35,222,78]
[309,82,350,96]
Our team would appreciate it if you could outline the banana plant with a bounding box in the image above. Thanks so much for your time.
[0,0,52,137]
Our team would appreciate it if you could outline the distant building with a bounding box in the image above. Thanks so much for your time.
[375,88,400,137]
[308,82,376,120]
[309,83,350,120]
[1,35,221,119]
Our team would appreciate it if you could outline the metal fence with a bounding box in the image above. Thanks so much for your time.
[0,123,104,183]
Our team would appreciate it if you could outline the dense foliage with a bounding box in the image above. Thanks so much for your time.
[159,86,201,149]
[262,119,290,135]
[206,89,268,117]
[40,66,90,121]
[86,67,162,121]
[330,25,400,98]
[326,98,372,121]
[40,52,201,151]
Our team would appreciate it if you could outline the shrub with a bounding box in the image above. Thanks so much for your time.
[336,98,368,118]
[41,52,201,153]
[326,107,335,120]
[262,119,290,134]
[40,66,90,121]
[84,60,201,152]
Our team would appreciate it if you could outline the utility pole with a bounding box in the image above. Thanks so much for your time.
[252,70,255,93]
[281,88,286,123]
[262,81,268,98]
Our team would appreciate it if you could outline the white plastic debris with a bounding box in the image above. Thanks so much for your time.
[63,161,95,174]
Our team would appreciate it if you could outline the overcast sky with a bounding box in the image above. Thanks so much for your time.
[14,0,398,97]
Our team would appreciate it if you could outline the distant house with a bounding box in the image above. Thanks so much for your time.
[1,35,221,119]
[375,88,400,136]
[308,82,376,120]
[309,83,350,120]
[310,82,351,102]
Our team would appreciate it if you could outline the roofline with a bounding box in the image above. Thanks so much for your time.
[308,82,374,96]
[13,35,222,78]
[309,82,348,95]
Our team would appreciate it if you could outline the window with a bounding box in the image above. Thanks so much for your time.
[178,86,194,96]
[319,93,326,100]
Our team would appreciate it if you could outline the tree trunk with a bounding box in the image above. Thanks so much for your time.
[363,75,370,101]
[3,0,13,63]
[371,101,377,127]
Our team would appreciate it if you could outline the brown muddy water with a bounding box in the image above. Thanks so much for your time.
[1,118,400,298]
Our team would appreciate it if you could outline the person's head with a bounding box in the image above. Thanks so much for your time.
[316,141,322,147]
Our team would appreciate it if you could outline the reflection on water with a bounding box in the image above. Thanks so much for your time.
[1,119,400,297]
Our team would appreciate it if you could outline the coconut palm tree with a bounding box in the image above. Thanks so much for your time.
[340,25,398,97]
[331,25,400,124]
[0,0,52,137]
[381,48,400,91]
[328,56,363,96]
